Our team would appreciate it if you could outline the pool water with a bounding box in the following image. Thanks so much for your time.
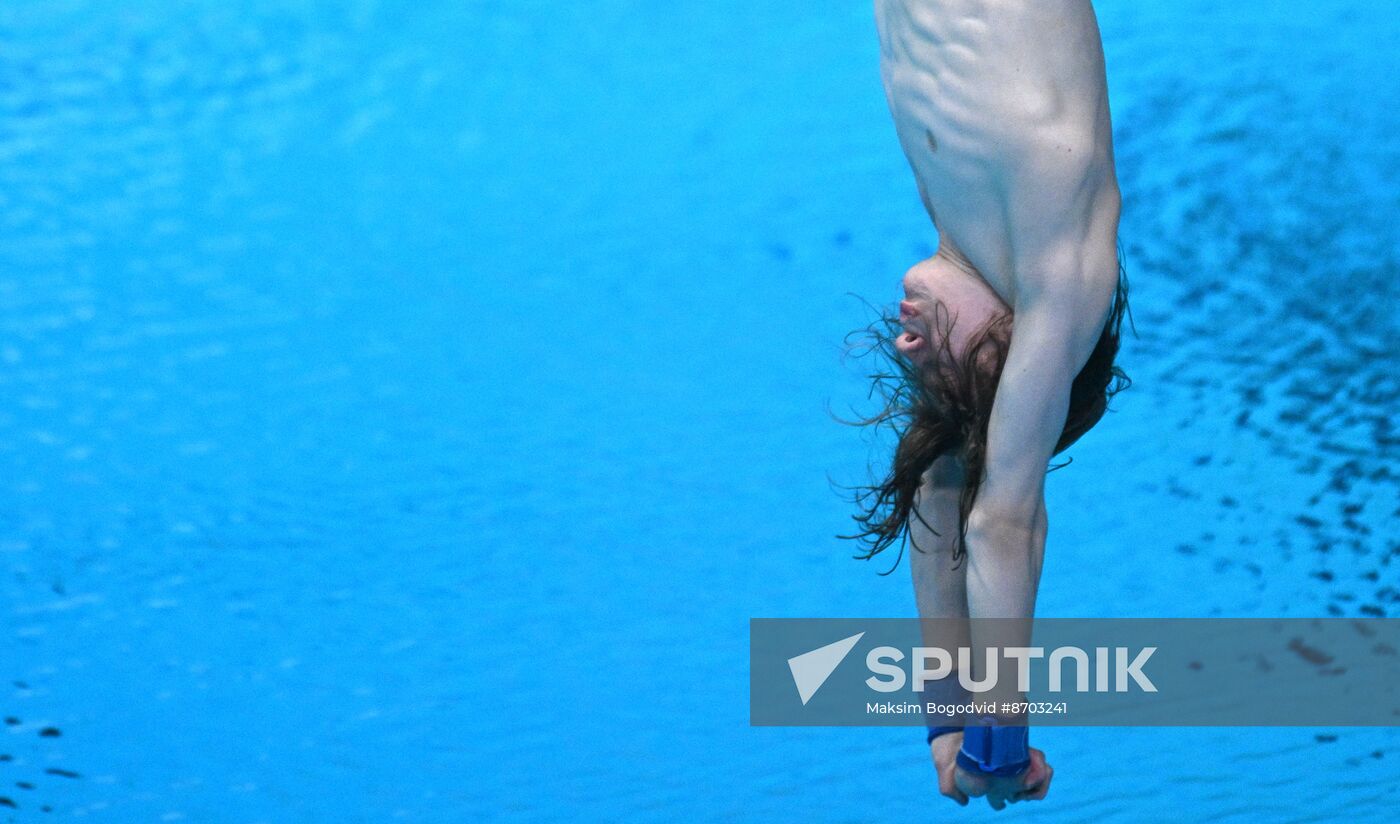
[0,0,1395,820]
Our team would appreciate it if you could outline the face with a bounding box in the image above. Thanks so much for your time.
[895,252,1011,368]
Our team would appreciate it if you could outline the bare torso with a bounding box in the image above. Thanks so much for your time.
[874,0,1118,309]
[874,7,1130,795]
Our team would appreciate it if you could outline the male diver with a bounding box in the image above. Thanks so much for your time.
[851,0,1131,809]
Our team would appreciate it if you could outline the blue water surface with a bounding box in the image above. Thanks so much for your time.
[0,0,1396,821]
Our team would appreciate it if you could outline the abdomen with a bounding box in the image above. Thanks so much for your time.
[875,0,1116,290]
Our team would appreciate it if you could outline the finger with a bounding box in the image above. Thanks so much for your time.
[1023,763,1053,801]
[938,764,969,806]
[1012,750,1048,793]
[955,768,988,800]
[1017,763,1053,802]
[984,783,1014,812]
[1028,751,1052,794]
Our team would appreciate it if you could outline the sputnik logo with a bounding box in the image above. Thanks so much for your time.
[787,632,865,705]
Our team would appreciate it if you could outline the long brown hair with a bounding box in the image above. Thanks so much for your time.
[840,251,1133,572]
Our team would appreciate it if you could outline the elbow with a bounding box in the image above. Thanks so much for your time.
[965,504,1039,557]
[967,492,1040,533]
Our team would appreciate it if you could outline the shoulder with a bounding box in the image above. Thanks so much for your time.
[1002,142,1121,307]
[1004,167,1121,358]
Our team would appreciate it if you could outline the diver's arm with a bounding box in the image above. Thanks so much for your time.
[963,158,1122,707]
[910,456,969,623]
[962,296,1077,622]
[959,306,1088,725]
[909,457,974,806]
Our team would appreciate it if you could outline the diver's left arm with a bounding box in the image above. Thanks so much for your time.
[961,291,1088,617]
[961,169,1122,705]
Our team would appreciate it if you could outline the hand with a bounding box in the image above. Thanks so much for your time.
[953,746,1053,810]
[930,732,969,806]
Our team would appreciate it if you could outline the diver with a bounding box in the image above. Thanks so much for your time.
[851,0,1132,809]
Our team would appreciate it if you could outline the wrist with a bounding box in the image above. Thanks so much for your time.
[956,713,1031,777]
[921,674,972,743]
